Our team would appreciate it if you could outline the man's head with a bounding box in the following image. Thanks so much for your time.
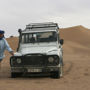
[0,30,4,38]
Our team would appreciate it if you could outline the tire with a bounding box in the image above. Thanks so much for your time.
[11,72,22,78]
[51,65,63,79]
[51,71,60,79]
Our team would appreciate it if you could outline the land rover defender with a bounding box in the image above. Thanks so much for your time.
[10,22,64,78]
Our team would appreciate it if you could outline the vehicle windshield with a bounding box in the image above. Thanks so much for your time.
[21,31,57,43]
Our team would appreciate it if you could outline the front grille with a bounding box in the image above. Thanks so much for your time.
[22,55,46,66]
[10,55,59,67]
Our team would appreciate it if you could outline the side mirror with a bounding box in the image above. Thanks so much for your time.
[60,39,64,45]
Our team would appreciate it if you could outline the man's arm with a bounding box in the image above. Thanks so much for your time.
[4,38,14,56]
[9,51,14,56]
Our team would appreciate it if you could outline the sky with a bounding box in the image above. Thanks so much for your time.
[0,0,90,37]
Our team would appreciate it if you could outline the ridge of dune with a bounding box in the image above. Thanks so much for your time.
[60,25,89,30]
[60,25,90,48]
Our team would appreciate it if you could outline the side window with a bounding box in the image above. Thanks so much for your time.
[22,35,24,43]
[21,34,28,43]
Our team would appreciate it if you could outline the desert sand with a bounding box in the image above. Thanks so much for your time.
[0,25,90,90]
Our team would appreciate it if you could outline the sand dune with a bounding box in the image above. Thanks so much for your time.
[0,25,90,90]
[6,37,19,51]
[60,25,90,46]
[60,25,90,55]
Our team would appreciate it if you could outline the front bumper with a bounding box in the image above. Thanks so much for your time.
[11,66,60,73]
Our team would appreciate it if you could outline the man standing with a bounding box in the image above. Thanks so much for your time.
[0,30,14,68]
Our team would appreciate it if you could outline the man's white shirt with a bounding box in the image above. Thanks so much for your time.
[0,38,12,59]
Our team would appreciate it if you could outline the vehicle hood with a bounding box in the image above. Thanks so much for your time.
[21,46,58,54]
[14,46,60,56]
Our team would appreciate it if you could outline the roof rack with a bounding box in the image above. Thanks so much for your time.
[26,22,59,29]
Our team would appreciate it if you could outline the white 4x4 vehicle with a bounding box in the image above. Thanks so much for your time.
[10,22,64,78]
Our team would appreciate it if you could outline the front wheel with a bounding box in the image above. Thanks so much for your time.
[51,65,63,79]
[11,72,22,78]
[51,71,60,79]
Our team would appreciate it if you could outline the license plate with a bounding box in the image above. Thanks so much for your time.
[28,69,42,72]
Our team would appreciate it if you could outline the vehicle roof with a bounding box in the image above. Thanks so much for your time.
[22,27,58,34]
[21,22,59,34]
[26,22,59,29]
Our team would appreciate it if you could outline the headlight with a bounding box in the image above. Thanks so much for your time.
[17,58,21,64]
[54,56,59,64]
[48,57,54,63]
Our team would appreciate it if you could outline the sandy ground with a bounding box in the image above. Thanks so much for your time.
[0,26,90,90]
